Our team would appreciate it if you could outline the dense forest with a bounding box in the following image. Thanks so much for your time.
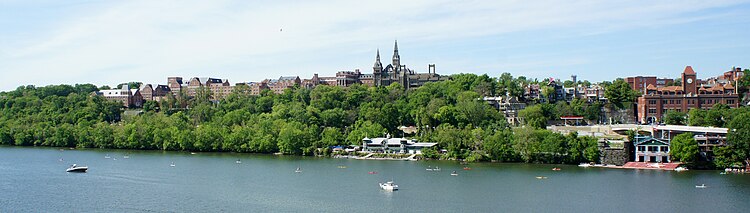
[0,74,603,163]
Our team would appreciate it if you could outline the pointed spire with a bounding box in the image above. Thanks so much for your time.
[376,49,381,61]
[394,40,399,53]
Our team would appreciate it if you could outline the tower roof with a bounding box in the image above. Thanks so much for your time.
[684,66,696,75]
[374,49,382,67]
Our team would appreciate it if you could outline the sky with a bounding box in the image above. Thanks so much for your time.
[1,0,749,91]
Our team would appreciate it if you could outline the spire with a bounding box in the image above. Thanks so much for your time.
[374,49,382,71]
[376,49,381,61]
[392,40,400,71]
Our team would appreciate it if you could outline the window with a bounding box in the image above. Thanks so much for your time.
[727,100,735,104]
[648,109,657,114]
[662,100,668,104]
[670,100,674,104]
[638,146,645,151]
[660,146,668,152]
[649,100,657,105]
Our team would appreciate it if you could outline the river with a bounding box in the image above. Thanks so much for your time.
[1,146,748,212]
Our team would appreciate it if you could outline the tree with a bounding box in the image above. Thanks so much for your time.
[724,112,750,166]
[518,105,547,129]
[688,108,707,126]
[663,110,687,125]
[669,133,698,164]
[604,78,638,109]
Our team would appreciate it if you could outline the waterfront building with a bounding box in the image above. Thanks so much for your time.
[362,135,437,154]
[633,136,670,163]
[650,125,728,161]
[636,66,740,124]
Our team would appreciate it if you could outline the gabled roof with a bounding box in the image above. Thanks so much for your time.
[683,66,696,75]
[635,137,669,146]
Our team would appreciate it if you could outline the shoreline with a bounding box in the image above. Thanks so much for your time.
[3,145,740,171]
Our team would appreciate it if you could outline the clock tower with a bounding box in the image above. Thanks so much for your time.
[682,66,697,95]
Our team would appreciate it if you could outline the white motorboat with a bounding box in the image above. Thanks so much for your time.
[104,154,111,159]
[674,167,688,172]
[433,167,441,172]
[170,162,176,167]
[578,163,592,168]
[123,155,130,159]
[695,184,707,188]
[426,166,433,171]
[295,167,302,173]
[66,164,88,172]
[236,159,242,164]
[379,181,398,191]
[451,171,458,176]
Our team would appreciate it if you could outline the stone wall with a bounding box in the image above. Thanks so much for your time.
[598,140,632,166]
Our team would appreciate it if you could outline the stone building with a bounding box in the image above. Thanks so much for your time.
[636,66,740,124]
[372,41,449,89]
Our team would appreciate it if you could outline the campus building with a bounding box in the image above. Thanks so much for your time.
[636,66,740,124]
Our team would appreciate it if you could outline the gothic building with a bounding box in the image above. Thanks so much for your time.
[373,41,449,89]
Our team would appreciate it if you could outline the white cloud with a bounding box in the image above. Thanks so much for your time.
[1,0,747,90]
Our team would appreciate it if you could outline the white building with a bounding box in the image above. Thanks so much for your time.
[634,136,670,163]
[362,135,437,154]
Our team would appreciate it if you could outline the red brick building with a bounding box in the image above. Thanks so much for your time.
[626,76,673,92]
[637,66,740,123]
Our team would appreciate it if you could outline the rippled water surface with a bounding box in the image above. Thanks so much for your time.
[1,146,749,212]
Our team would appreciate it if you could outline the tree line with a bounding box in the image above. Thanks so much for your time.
[0,73,604,163]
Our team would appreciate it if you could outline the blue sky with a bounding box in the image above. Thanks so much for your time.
[1,0,749,91]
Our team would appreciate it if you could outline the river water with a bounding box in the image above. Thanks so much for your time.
[1,146,748,212]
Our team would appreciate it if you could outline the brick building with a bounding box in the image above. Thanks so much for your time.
[636,66,740,123]
[140,84,171,102]
[626,76,674,92]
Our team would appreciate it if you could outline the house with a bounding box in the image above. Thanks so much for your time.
[362,135,437,154]
[634,136,670,163]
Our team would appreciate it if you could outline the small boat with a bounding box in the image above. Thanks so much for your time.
[433,167,441,172]
[104,154,111,159]
[337,166,347,169]
[674,167,688,172]
[578,163,592,168]
[719,172,728,175]
[368,171,378,175]
[426,166,433,171]
[123,155,130,159]
[66,164,88,173]
[379,181,398,191]
[295,167,302,173]
[451,171,458,176]
[190,152,197,155]
[59,158,64,162]
[170,162,176,167]
[463,167,472,170]
[113,158,117,161]
[695,184,707,188]
[236,159,242,164]
[536,176,548,179]
[552,167,561,171]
